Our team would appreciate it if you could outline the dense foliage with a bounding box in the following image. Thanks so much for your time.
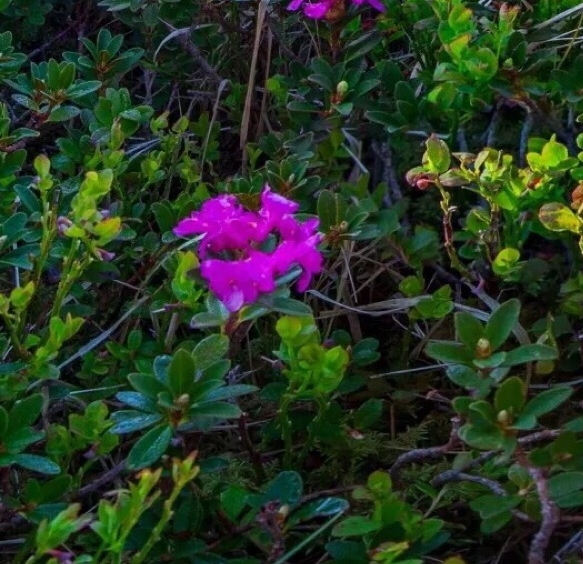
[2,0,583,562]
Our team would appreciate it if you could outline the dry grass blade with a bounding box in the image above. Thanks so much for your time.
[533,2,583,29]
[240,0,267,168]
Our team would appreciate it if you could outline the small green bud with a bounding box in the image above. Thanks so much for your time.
[336,80,349,95]
[497,409,509,424]
[475,338,491,359]
[175,393,190,407]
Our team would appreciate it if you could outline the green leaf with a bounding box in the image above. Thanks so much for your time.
[116,391,158,412]
[454,312,483,348]
[469,494,521,519]
[0,454,60,475]
[153,355,171,385]
[288,498,349,526]
[203,384,258,402]
[332,516,382,537]
[548,472,583,508]
[192,334,229,370]
[67,81,101,98]
[520,386,572,421]
[446,365,485,391]
[47,105,81,123]
[464,47,498,81]
[424,135,450,174]
[492,248,520,276]
[4,428,44,452]
[353,398,383,430]
[458,424,509,451]
[271,297,313,316]
[494,377,526,415]
[188,402,242,420]
[326,540,368,560]
[425,341,473,364]
[221,485,249,521]
[110,411,163,434]
[7,394,43,434]
[503,344,557,366]
[368,470,392,495]
[126,424,172,470]
[317,189,346,232]
[484,299,520,351]
[539,203,581,234]
[263,471,303,507]
[480,511,513,534]
[128,373,167,398]
[168,349,196,397]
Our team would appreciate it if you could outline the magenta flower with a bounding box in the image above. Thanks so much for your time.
[201,252,276,312]
[287,0,384,19]
[272,236,323,291]
[174,195,269,257]
[352,0,385,11]
[174,186,323,312]
[289,0,335,19]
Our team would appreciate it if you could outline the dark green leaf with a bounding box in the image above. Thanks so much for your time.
[454,312,483,348]
[520,386,572,421]
[484,299,520,351]
[192,334,229,370]
[503,344,558,366]
[353,398,383,430]
[168,349,196,396]
[288,497,349,526]
[332,516,382,537]
[188,402,241,420]
[548,472,583,508]
[110,411,162,434]
[263,471,303,507]
[203,384,258,402]
[128,373,167,398]
[7,394,42,434]
[47,105,81,123]
[127,424,172,470]
[0,454,60,475]
[221,485,249,521]
[494,377,526,414]
[116,391,158,412]
[425,341,473,364]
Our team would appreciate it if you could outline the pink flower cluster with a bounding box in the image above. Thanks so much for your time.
[288,0,384,20]
[174,187,323,312]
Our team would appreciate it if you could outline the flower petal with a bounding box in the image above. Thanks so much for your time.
[304,1,334,18]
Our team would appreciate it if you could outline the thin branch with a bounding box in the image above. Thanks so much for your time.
[75,461,125,499]
[158,20,225,86]
[525,462,560,564]
[430,470,531,522]
[389,417,460,481]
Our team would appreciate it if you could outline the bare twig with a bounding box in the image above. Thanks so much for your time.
[430,470,531,522]
[75,461,125,499]
[158,20,225,86]
[432,429,561,482]
[522,458,560,564]
[389,417,460,481]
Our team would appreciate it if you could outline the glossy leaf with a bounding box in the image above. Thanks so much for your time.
[126,424,172,470]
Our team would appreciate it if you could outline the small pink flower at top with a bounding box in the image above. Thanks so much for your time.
[287,0,384,19]
[351,0,385,12]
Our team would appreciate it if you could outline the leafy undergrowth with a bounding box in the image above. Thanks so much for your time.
[2,0,583,563]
